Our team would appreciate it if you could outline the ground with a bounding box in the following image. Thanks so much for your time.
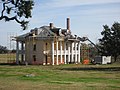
[0,64,120,90]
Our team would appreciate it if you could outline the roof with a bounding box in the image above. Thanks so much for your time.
[16,25,80,42]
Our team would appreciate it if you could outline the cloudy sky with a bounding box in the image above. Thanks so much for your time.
[0,0,120,48]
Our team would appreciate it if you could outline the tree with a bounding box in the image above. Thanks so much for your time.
[0,0,34,30]
[99,22,120,63]
[0,45,8,53]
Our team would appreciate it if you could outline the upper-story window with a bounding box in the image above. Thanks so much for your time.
[33,44,36,51]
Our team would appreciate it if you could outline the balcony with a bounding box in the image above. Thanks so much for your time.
[43,50,79,55]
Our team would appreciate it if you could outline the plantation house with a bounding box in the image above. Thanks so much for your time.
[15,18,81,65]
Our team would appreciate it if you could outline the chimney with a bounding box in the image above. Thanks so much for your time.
[67,18,70,32]
[50,23,54,29]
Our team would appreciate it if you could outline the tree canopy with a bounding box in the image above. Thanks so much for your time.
[99,22,120,62]
[0,0,34,30]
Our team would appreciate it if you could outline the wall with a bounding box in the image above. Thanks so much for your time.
[25,38,45,64]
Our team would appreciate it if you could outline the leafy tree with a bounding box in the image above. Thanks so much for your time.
[0,0,34,30]
[99,22,120,62]
[0,45,8,53]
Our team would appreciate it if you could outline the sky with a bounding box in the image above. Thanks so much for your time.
[0,0,120,48]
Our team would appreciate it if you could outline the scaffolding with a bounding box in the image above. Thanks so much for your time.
[80,43,89,62]
[7,32,16,63]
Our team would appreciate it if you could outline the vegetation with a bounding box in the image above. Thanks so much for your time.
[0,53,16,63]
[0,0,34,30]
[0,64,120,90]
[99,22,120,63]
[0,45,8,53]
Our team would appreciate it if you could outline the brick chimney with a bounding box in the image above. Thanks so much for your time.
[66,18,70,32]
[50,23,54,29]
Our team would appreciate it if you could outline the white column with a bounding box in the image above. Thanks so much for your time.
[16,41,19,65]
[56,41,59,65]
[75,42,78,63]
[52,40,54,65]
[60,41,63,63]
[68,43,70,63]
[64,42,66,64]
[78,42,80,63]
[71,42,74,62]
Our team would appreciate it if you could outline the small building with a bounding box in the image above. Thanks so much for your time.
[15,18,81,65]
[94,56,111,64]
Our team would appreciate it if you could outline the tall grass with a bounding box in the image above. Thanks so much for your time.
[0,53,16,63]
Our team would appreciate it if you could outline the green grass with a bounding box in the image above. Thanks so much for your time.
[0,64,120,90]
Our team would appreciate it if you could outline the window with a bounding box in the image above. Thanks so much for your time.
[46,43,47,50]
[33,44,36,51]
[33,55,36,62]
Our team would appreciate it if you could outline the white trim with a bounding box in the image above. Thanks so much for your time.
[75,42,77,63]
[64,42,66,64]
[78,42,80,63]
[71,42,74,62]
[68,43,70,63]
[60,41,63,63]
[52,40,54,65]
[56,41,59,65]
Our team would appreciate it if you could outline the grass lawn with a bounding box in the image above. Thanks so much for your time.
[0,64,120,90]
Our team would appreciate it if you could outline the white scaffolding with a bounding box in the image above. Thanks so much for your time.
[7,32,17,63]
